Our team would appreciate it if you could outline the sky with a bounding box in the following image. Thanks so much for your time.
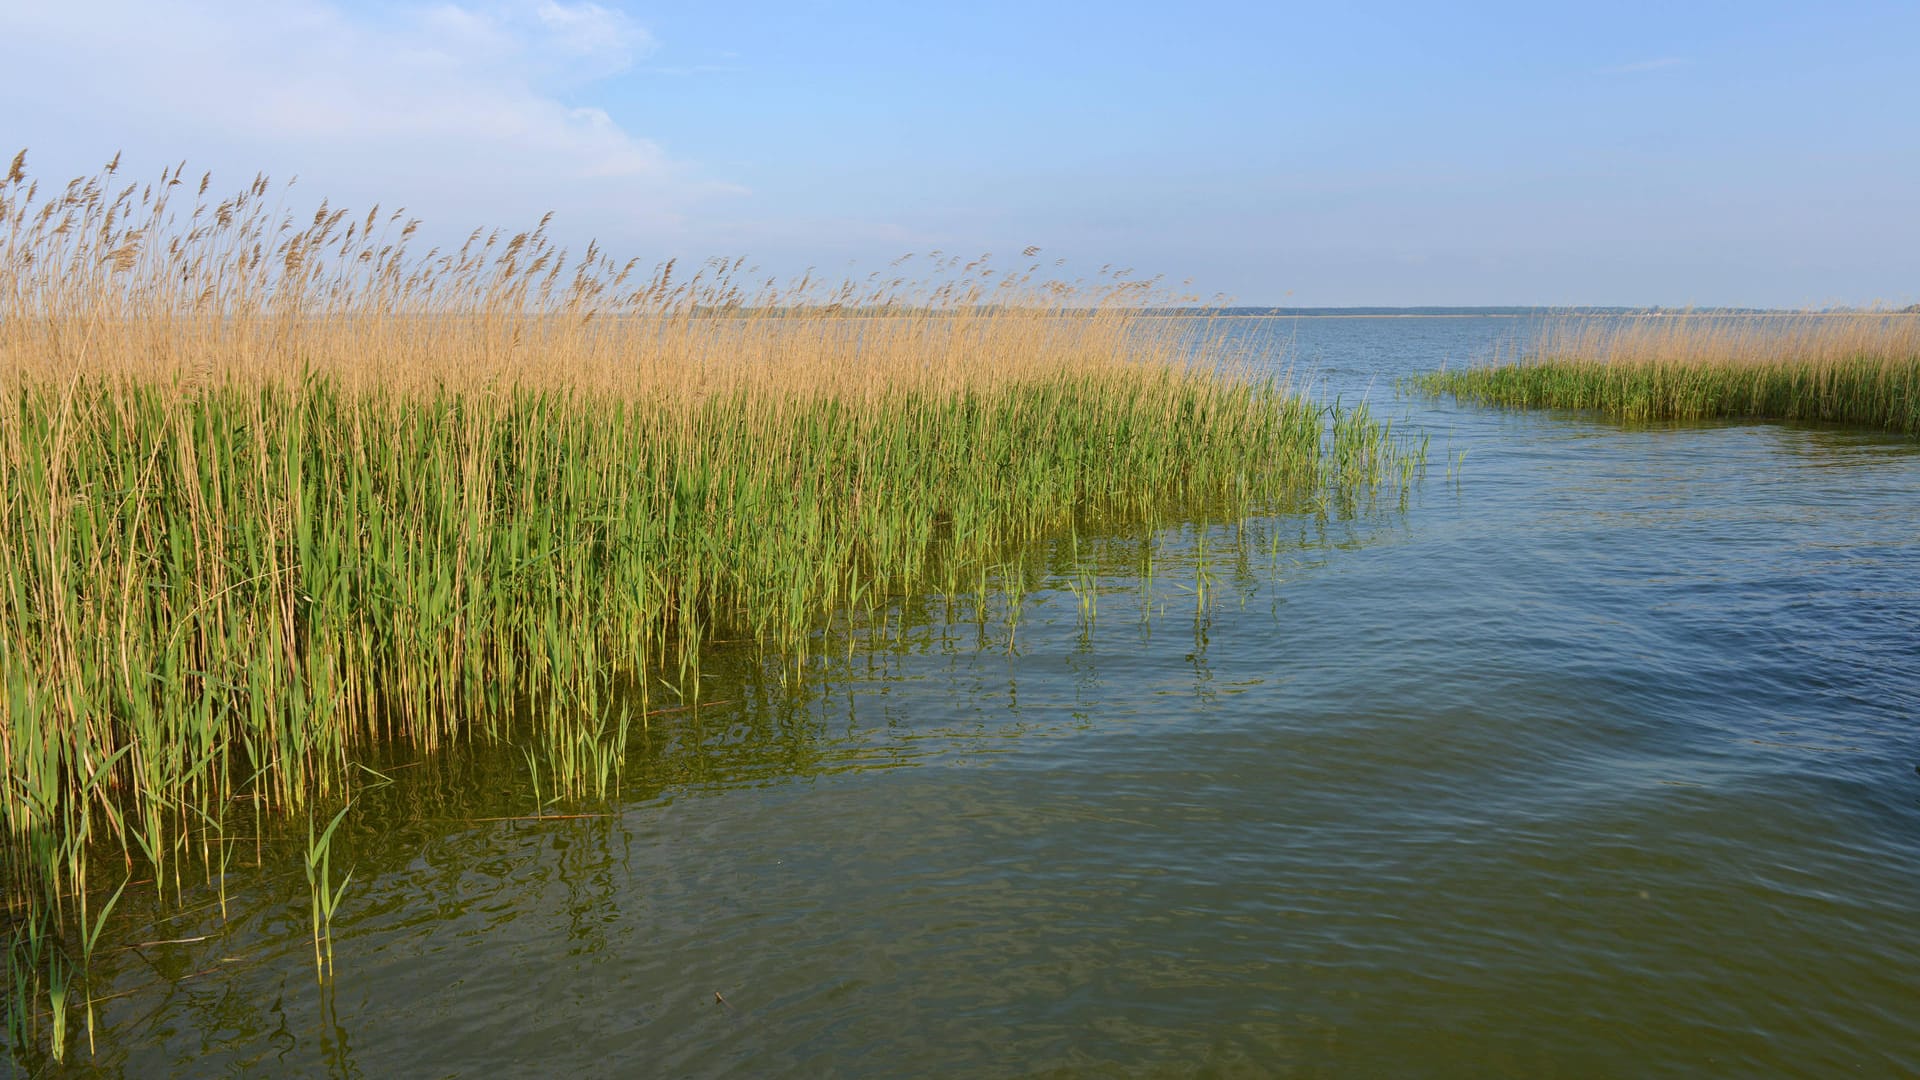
[2,0,1917,307]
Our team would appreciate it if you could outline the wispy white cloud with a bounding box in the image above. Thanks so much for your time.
[532,0,652,67]
[0,0,736,236]
[1598,56,1690,75]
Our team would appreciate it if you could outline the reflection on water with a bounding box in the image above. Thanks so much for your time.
[21,318,1920,1076]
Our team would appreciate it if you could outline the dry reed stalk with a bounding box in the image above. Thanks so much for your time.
[0,153,1412,1063]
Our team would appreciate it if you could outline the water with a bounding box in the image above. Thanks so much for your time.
[40,317,1920,1075]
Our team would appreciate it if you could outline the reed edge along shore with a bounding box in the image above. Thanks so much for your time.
[0,154,1415,1062]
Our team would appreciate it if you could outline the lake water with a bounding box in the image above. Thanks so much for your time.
[43,317,1920,1076]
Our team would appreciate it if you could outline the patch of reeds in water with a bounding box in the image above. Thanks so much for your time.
[0,151,1414,1060]
[1416,314,1920,435]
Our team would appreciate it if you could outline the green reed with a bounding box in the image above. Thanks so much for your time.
[0,152,1417,1062]
[3,368,1409,1057]
[304,800,352,981]
[1415,315,1920,435]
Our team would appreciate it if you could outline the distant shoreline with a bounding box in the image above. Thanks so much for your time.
[1172,310,1920,320]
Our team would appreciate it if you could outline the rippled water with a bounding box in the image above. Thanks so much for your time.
[39,318,1920,1075]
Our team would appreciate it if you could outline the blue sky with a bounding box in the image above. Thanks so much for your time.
[3,1,1916,306]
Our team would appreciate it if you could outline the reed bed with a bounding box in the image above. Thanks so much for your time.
[0,152,1412,1060]
[1417,314,1920,435]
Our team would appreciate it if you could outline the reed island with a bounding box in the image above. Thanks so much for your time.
[1418,314,1920,435]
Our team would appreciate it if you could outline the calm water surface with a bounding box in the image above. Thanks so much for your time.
[48,318,1920,1076]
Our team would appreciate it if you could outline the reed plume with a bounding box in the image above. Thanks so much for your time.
[0,151,1412,1061]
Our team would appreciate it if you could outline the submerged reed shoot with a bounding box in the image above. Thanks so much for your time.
[1416,314,1920,434]
[0,151,1416,1061]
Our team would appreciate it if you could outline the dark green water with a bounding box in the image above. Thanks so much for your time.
[23,318,1920,1076]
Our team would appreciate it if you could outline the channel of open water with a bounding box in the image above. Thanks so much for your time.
[41,317,1920,1075]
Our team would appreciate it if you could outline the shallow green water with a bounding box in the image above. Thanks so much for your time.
[17,318,1920,1076]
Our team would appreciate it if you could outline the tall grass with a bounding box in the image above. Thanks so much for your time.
[1417,314,1920,434]
[0,151,1412,1059]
